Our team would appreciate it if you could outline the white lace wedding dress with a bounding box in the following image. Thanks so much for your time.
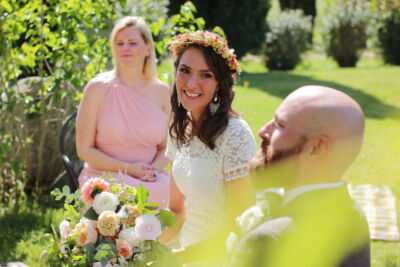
[165,117,257,248]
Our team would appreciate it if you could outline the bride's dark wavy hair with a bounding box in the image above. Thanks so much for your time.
[169,44,239,150]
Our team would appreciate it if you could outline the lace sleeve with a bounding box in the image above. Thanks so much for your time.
[222,120,257,182]
[165,135,177,161]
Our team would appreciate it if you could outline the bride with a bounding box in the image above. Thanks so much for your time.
[160,31,257,263]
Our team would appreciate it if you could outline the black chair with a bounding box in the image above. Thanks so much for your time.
[59,111,83,191]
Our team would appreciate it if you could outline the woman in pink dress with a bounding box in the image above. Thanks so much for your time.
[76,16,170,208]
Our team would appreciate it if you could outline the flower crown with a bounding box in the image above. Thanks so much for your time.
[169,30,240,74]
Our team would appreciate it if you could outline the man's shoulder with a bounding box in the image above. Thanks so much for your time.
[245,216,293,242]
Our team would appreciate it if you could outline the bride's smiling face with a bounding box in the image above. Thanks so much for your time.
[175,47,218,122]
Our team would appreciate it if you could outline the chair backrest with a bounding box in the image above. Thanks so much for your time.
[59,111,83,191]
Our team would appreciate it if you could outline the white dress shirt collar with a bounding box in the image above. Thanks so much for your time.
[282,181,344,206]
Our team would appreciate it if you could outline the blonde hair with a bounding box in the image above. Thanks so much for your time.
[109,16,157,80]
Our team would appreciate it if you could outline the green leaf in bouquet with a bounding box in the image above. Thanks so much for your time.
[144,243,181,267]
[50,223,60,242]
[66,237,77,247]
[157,209,176,227]
[94,249,110,261]
[62,185,71,195]
[100,238,118,253]
[72,255,84,261]
[110,183,121,194]
[83,207,99,220]
[65,194,75,204]
[64,204,81,221]
[144,202,160,211]
[135,184,149,208]
[131,252,147,267]
[84,243,96,263]
[123,185,137,198]
[94,243,117,264]
[52,188,64,201]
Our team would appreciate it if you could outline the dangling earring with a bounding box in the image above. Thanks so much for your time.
[177,94,181,107]
[209,93,220,116]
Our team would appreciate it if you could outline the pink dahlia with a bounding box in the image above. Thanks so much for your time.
[81,177,110,205]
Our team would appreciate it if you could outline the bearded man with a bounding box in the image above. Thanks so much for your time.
[226,86,370,267]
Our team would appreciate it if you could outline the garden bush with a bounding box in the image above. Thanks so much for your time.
[279,0,316,28]
[378,9,400,65]
[264,10,312,70]
[322,1,373,67]
[0,0,122,197]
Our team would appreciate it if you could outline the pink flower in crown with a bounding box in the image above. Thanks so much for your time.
[169,30,241,74]
[81,177,110,205]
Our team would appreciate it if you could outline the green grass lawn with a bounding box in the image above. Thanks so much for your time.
[1,56,399,266]
[235,56,400,267]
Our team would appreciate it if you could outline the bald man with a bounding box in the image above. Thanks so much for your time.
[227,86,370,267]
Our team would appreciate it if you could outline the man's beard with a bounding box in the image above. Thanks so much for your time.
[249,135,308,188]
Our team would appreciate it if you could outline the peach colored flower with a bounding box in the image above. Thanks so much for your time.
[74,221,98,246]
[116,239,133,259]
[81,177,110,205]
[81,217,98,229]
[98,211,120,236]
[120,204,142,228]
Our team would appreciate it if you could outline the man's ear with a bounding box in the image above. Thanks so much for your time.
[310,135,330,157]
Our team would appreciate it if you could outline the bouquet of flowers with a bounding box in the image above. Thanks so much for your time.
[42,177,179,267]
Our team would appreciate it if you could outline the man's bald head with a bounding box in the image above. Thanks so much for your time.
[283,86,364,173]
[253,85,365,188]
[282,86,364,142]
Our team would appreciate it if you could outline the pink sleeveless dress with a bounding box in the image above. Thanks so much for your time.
[78,76,170,208]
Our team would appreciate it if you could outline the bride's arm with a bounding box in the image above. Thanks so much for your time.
[174,176,255,263]
[226,175,256,226]
[159,172,185,243]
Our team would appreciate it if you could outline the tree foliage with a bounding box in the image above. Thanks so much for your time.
[168,0,271,59]
[0,0,204,201]
[279,0,316,26]
[378,9,400,65]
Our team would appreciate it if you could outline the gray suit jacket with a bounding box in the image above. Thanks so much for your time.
[227,185,370,267]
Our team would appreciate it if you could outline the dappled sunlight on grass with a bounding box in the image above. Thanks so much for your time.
[0,200,64,266]
[234,57,400,267]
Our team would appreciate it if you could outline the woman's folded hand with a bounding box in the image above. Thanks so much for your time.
[127,162,158,181]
